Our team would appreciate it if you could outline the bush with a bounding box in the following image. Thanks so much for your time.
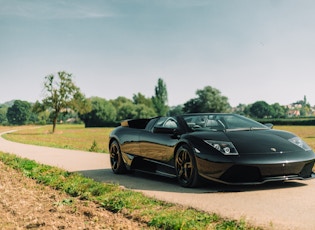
[256,117,315,126]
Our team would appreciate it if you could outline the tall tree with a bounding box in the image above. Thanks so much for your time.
[152,78,168,116]
[183,86,231,113]
[300,95,311,116]
[6,100,31,125]
[42,71,90,133]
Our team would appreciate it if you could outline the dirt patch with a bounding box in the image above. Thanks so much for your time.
[0,162,148,229]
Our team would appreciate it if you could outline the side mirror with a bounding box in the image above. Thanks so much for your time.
[264,123,273,129]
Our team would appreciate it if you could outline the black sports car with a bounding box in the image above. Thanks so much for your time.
[109,113,315,187]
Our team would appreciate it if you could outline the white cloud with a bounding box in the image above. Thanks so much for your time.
[0,0,114,19]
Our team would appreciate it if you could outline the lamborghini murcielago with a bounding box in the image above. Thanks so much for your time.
[109,113,315,187]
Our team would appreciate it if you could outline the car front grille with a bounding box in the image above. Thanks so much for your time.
[220,165,261,183]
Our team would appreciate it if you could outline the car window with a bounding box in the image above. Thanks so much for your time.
[163,118,178,128]
[155,117,167,126]
[145,117,159,131]
[153,117,178,129]
[182,114,268,131]
[219,115,266,129]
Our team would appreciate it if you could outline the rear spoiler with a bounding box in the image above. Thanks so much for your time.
[121,118,151,129]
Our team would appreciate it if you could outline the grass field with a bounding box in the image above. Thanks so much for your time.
[1,124,112,153]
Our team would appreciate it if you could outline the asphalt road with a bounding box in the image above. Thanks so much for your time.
[1,131,315,230]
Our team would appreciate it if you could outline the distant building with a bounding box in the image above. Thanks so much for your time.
[287,109,300,117]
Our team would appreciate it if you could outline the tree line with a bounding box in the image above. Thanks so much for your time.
[0,71,312,132]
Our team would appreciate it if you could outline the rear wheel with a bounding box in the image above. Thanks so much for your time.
[175,145,200,187]
[109,140,127,174]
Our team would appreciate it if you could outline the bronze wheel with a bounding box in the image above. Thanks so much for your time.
[109,140,127,174]
[175,145,200,187]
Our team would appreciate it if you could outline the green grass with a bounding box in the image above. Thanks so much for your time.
[2,124,112,153]
[0,152,257,230]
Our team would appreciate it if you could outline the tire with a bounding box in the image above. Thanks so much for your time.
[175,145,200,188]
[109,140,127,174]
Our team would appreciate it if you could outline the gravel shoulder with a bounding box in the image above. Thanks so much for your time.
[0,161,147,229]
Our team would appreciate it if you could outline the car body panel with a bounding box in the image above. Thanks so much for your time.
[139,131,176,161]
[109,113,315,185]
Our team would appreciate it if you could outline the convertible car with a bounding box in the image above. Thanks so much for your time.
[109,113,315,187]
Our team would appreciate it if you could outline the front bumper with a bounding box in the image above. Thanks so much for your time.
[196,151,315,185]
[217,160,315,185]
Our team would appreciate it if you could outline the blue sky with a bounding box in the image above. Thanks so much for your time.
[1,0,315,107]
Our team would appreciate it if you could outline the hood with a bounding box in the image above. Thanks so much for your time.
[225,129,300,154]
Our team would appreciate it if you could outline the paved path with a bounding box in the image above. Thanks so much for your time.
[1,131,315,230]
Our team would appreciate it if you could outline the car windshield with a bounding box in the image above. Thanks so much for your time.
[182,114,268,131]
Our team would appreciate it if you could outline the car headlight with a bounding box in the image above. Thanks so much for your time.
[204,140,239,155]
[288,137,311,151]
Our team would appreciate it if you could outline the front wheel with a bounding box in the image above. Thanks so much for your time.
[109,140,127,174]
[175,145,200,188]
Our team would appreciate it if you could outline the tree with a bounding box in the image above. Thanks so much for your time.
[299,95,311,116]
[169,105,184,116]
[133,93,153,108]
[79,97,117,127]
[134,104,157,118]
[6,100,31,125]
[110,96,133,109]
[112,96,157,121]
[32,100,50,124]
[0,106,8,124]
[234,103,247,115]
[42,71,90,133]
[249,101,271,118]
[116,102,137,121]
[270,103,287,118]
[183,86,231,113]
[152,78,168,116]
